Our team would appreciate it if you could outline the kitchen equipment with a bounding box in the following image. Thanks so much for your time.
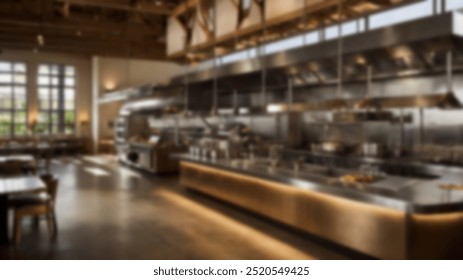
[311,141,348,154]
[120,128,188,174]
[332,111,395,123]
[321,142,343,153]
[359,142,388,158]
[439,184,463,191]
[339,173,381,185]
[268,145,283,169]
[292,156,305,173]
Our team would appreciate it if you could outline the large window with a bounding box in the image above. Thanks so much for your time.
[37,64,76,135]
[0,61,27,137]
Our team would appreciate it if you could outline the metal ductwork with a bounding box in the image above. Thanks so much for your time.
[171,11,463,99]
[267,92,462,113]
[120,97,182,116]
[355,92,462,110]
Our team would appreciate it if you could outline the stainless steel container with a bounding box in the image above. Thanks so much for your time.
[359,142,387,158]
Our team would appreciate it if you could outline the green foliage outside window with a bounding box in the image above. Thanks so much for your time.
[0,123,10,136]
[38,64,76,135]
[0,61,28,137]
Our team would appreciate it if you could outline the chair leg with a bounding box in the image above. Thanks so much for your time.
[51,211,58,240]
[32,216,40,229]
[53,212,58,240]
[14,213,23,245]
[46,213,54,240]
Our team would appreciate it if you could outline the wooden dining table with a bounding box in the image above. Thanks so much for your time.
[0,154,38,173]
[0,176,46,244]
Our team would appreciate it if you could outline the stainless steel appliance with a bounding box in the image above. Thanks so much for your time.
[114,85,186,174]
[124,140,186,174]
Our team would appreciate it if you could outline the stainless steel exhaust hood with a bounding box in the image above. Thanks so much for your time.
[171,11,463,90]
[266,98,351,113]
[355,92,463,110]
[332,111,396,123]
[267,92,462,115]
[120,97,182,116]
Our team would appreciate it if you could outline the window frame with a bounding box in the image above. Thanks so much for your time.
[0,60,28,138]
[37,63,77,135]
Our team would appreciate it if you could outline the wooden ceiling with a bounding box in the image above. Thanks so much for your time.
[0,0,423,62]
[0,0,181,60]
[167,0,423,63]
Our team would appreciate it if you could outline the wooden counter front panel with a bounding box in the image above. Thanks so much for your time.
[180,162,407,259]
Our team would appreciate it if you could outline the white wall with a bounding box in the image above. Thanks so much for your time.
[98,57,182,94]
[94,56,183,152]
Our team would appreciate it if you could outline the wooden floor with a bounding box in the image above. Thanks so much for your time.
[0,155,367,260]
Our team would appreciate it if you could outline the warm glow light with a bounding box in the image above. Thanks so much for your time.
[308,62,319,71]
[391,46,413,59]
[355,55,367,65]
[79,112,89,126]
[37,34,45,46]
[104,80,117,92]
[267,104,285,113]
[181,161,408,259]
[155,188,317,260]
[28,111,38,130]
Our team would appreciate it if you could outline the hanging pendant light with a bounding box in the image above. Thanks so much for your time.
[211,0,218,117]
[37,34,45,46]
[183,58,191,117]
[35,0,46,50]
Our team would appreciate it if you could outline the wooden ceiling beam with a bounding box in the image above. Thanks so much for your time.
[0,33,165,49]
[366,0,396,5]
[0,16,163,35]
[54,0,174,16]
[0,25,162,43]
[171,0,198,17]
[169,0,422,60]
[0,41,166,60]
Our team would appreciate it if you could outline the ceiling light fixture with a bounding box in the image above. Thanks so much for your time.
[37,34,45,46]
[37,0,46,48]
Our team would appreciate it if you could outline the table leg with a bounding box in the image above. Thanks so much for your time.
[0,196,8,244]
[46,157,51,174]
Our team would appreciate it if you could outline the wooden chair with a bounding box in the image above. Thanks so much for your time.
[9,177,59,244]
[0,160,26,176]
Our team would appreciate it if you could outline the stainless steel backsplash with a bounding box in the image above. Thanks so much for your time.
[148,73,463,150]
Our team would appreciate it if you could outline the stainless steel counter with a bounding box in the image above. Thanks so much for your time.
[175,154,463,214]
[176,153,463,259]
